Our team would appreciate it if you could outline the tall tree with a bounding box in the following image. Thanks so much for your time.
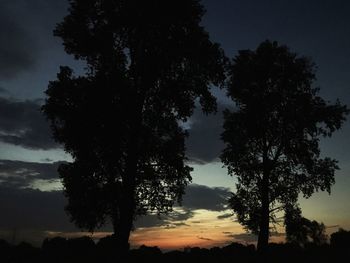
[221,40,348,252]
[43,0,226,256]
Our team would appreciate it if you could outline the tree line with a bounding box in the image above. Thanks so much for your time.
[41,0,349,260]
[1,228,350,263]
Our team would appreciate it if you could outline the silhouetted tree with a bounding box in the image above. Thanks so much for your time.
[43,0,226,257]
[330,228,350,249]
[285,205,327,246]
[221,40,348,252]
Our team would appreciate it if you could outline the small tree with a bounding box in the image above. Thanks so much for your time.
[43,0,226,256]
[221,40,348,251]
[285,205,327,246]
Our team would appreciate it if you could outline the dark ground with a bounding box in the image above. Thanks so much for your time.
[1,230,350,263]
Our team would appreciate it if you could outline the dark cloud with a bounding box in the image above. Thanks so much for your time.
[164,222,190,229]
[0,187,72,231]
[0,188,193,233]
[0,158,229,233]
[0,159,64,189]
[182,184,230,211]
[0,159,231,220]
[197,236,213,241]
[0,96,59,149]
[270,232,285,237]
[0,163,230,240]
[0,92,230,159]
[134,184,232,227]
[134,214,165,229]
[41,158,54,163]
[186,103,233,164]
[0,87,8,94]
[0,0,71,81]
[0,5,38,80]
[134,209,194,229]
[167,209,195,221]
[134,206,197,229]
[225,232,285,243]
[6,0,68,28]
[227,233,258,243]
[326,225,340,229]
[217,213,232,220]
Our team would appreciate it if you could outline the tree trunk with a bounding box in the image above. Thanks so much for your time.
[112,69,144,260]
[114,191,135,261]
[257,172,270,252]
[114,125,139,261]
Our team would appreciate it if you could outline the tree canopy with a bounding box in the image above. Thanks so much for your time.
[221,40,348,251]
[43,0,226,253]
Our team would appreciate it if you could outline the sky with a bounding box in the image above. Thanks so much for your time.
[0,0,350,249]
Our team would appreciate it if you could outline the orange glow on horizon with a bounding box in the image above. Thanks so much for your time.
[42,208,347,250]
[130,209,248,249]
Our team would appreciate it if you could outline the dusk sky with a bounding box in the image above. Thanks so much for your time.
[0,0,350,249]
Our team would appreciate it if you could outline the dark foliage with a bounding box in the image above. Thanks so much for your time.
[42,0,226,256]
[221,40,349,251]
[285,205,327,246]
[1,231,350,263]
[330,228,350,249]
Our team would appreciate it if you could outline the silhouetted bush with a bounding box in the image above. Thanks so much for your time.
[0,241,39,263]
[1,233,350,263]
[41,237,69,262]
[0,239,11,262]
[96,234,123,261]
[330,228,350,249]
[41,236,96,263]
[130,245,162,263]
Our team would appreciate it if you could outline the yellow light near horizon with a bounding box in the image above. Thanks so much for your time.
[130,209,243,249]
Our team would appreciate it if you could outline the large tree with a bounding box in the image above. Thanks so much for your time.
[221,40,348,252]
[43,0,226,255]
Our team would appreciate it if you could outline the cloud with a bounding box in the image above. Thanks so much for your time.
[0,187,72,231]
[0,185,194,234]
[134,209,194,229]
[133,214,166,229]
[135,184,231,228]
[226,233,258,243]
[131,183,232,229]
[0,5,38,80]
[217,213,233,220]
[0,159,231,238]
[270,231,285,237]
[0,88,231,156]
[224,232,285,243]
[0,159,64,189]
[326,225,340,229]
[164,222,189,229]
[0,96,59,150]
[182,184,231,211]
[0,0,71,81]
[0,158,232,242]
[197,236,213,241]
[186,103,233,164]
[0,87,8,94]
